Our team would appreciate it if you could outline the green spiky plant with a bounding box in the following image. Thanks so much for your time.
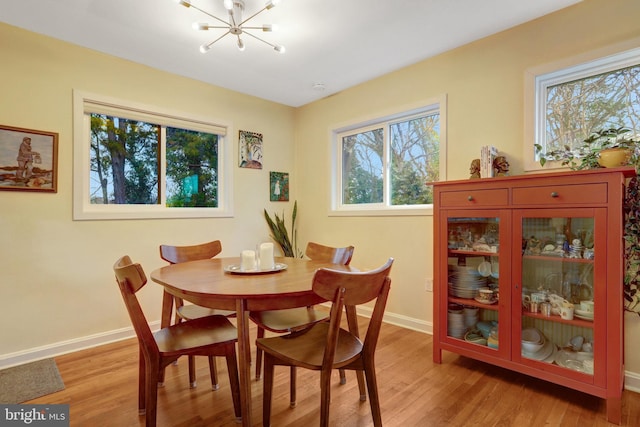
[263,200,303,258]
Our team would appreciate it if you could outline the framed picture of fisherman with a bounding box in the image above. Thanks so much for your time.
[0,124,58,193]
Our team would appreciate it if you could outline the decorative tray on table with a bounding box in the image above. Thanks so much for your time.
[224,263,288,274]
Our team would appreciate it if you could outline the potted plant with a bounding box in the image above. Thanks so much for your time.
[537,127,640,315]
[535,126,639,169]
[263,200,303,258]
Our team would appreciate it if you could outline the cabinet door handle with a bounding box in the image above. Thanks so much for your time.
[467,195,474,201]
[550,192,559,198]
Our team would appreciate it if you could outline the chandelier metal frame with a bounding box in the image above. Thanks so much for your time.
[177,0,285,53]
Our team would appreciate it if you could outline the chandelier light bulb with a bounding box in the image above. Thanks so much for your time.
[177,0,191,7]
[199,44,211,53]
[266,0,280,10]
[274,44,285,53]
[193,22,208,30]
[237,38,245,51]
[224,0,233,10]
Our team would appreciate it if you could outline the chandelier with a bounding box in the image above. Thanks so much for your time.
[176,0,285,54]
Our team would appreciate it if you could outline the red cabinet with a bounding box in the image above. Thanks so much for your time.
[432,167,634,424]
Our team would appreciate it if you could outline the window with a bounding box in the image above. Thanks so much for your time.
[526,45,640,171]
[73,91,233,220]
[332,97,446,215]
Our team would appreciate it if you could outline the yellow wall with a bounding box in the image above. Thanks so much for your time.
[1,0,639,388]
[294,0,640,382]
[0,23,296,360]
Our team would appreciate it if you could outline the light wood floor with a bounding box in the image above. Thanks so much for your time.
[28,319,640,426]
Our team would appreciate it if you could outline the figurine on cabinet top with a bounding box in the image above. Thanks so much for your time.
[493,155,510,176]
[469,158,481,179]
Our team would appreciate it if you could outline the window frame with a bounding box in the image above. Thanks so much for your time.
[330,95,447,217]
[524,41,640,172]
[73,90,234,220]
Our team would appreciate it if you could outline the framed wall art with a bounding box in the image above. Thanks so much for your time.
[0,124,58,193]
[239,130,263,169]
[270,171,289,201]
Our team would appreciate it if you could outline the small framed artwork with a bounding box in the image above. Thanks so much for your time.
[239,130,263,169]
[270,171,289,201]
[0,124,58,193]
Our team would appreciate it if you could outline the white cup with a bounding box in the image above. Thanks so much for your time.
[531,292,547,303]
[477,288,493,302]
[560,306,574,320]
[580,300,594,313]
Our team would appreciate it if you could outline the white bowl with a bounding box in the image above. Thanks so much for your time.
[522,327,543,344]
[521,339,545,354]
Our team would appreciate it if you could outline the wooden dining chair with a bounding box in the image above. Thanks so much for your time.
[113,255,241,427]
[159,240,236,389]
[160,240,236,322]
[250,242,355,406]
[257,258,394,427]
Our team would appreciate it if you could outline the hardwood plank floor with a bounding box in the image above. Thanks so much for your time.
[28,320,640,426]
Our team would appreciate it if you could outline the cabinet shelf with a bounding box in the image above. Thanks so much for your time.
[448,250,498,257]
[521,311,594,328]
[522,254,594,265]
[448,296,499,311]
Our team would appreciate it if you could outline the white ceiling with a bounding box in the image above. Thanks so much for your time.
[1,0,581,107]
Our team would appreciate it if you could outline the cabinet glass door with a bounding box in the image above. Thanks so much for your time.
[446,216,501,350]
[518,215,596,376]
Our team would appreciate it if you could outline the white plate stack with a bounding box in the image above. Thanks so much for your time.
[463,306,479,329]
[447,305,466,338]
[448,265,487,299]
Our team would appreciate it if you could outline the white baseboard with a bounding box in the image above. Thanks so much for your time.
[355,304,433,334]
[0,321,158,370]
[625,370,640,393]
[2,315,638,394]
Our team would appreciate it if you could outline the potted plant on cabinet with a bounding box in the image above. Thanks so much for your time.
[536,126,638,169]
[537,127,640,315]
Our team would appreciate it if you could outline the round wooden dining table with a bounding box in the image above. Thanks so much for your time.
[150,256,356,426]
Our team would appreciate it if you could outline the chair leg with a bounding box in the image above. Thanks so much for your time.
[225,347,242,423]
[157,354,166,387]
[172,299,184,367]
[188,356,196,388]
[356,370,366,401]
[262,355,275,427]
[146,359,160,427]
[255,326,265,380]
[319,367,332,427]
[289,366,297,407]
[363,364,382,427]
[174,297,185,325]
[339,368,346,385]
[208,356,219,390]
[138,347,146,414]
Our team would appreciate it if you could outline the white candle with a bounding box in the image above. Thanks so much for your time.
[241,250,256,271]
[258,242,275,270]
